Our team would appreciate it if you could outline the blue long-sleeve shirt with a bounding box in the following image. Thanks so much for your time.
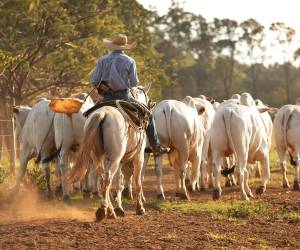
[91,50,139,91]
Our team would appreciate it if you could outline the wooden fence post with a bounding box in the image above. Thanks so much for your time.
[9,97,16,175]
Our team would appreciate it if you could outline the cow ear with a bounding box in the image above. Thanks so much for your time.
[258,107,278,113]
[12,106,19,114]
[143,83,151,94]
[198,106,205,115]
[182,96,195,108]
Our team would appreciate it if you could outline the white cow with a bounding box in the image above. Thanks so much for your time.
[273,105,300,190]
[11,100,57,197]
[193,97,215,190]
[152,96,205,200]
[210,93,271,200]
[52,93,95,200]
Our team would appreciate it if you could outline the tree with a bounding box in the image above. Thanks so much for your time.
[270,22,296,103]
[240,19,265,98]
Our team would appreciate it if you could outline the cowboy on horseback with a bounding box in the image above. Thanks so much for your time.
[90,34,166,156]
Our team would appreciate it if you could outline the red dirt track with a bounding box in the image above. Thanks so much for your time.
[0,165,299,249]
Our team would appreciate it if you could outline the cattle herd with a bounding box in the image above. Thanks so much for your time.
[10,88,300,221]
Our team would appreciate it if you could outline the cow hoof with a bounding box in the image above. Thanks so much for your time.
[283,182,290,189]
[187,184,194,192]
[82,190,90,200]
[46,191,54,200]
[255,186,266,195]
[114,207,125,217]
[212,189,221,200]
[157,193,165,200]
[225,180,232,188]
[136,206,145,216]
[107,209,117,220]
[55,185,63,197]
[62,195,70,202]
[247,191,254,198]
[185,179,191,186]
[293,180,300,191]
[92,192,100,200]
[122,188,133,200]
[95,208,107,222]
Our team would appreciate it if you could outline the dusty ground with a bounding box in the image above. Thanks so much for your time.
[0,163,299,250]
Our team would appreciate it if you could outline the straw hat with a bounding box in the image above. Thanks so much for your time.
[103,34,136,50]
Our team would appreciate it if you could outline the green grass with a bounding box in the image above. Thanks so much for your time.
[150,199,299,222]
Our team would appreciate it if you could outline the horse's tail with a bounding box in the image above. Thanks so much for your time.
[163,105,173,147]
[67,112,106,183]
[221,110,237,177]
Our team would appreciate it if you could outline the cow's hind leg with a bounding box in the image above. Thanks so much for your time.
[10,144,32,194]
[212,151,222,200]
[154,155,165,200]
[293,155,300,191]
[277,146,289,188]
[133,153,145,215]
[256,152,270,195]
[189,148,201,192]
[42,162,52,198]
[244,168,253,198]
[122,162,133,200]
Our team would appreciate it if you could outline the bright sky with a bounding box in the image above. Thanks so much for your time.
[138,0,300,64]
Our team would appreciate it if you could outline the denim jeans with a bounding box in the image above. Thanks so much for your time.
[102,90,160,147]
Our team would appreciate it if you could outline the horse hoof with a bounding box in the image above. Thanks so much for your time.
[82,190,90,200]
[157,193,165,200]
[255,186,266,195]
[122,188,133,200]
[212,189,221,200]
[293,180,300,191]
[95,208,107,222]
[136,207,145,216]
[63,195,70,201]
[114,207,125,217]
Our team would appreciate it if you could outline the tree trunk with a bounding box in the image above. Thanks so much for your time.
[284,63,291,103]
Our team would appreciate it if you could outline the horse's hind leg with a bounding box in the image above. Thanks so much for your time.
[114,167,125,217]
[96,159,120,221]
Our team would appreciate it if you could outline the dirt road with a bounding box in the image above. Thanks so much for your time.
[0,166,299,249]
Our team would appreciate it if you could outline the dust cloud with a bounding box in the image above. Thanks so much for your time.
[0,186,93,223]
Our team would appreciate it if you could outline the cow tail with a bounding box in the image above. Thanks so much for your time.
[282,111,297,166]
[163,105,173,148]
[221,111,237,176]
[67,112,106,183]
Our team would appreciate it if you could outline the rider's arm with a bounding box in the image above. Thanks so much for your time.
[91,57,104,88]
[129,60,139,87]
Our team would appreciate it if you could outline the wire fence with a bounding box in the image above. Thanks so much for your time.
[0,118,17,174]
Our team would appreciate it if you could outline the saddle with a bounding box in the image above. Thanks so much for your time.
[84,100,151,130]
